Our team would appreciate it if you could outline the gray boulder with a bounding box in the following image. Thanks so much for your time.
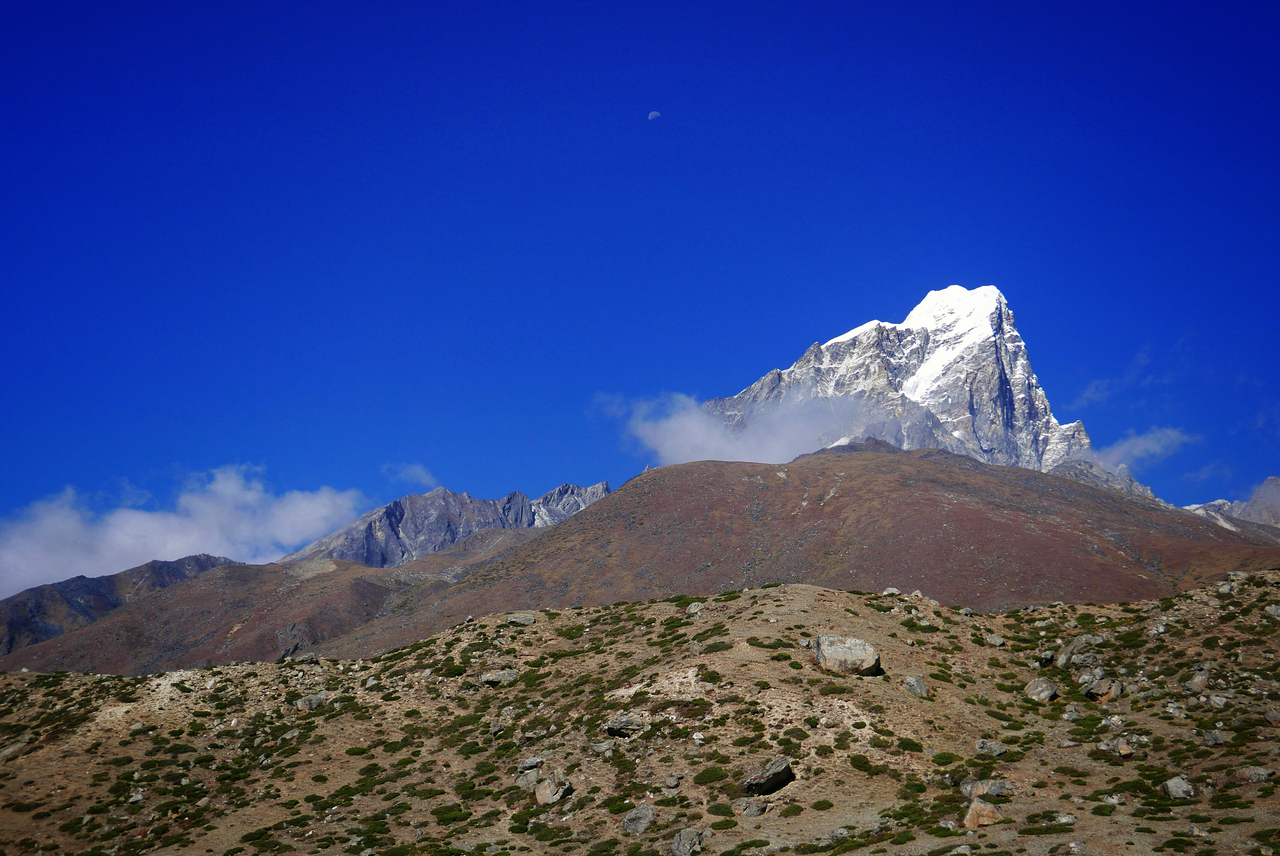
[813,635,881,675]
[535,772,573,805]
[606,712,647,738]
[1055,635,1103,669]
[622,804,656,835]
[985,634,1006,648]
[1161,776,1195,799]
[732,798,768,817]
[960,779,1013,799]
[671,828,704,856]
[294,691,329,712]
[903,675,929,698]
[1023,677,1058,702]
[515,770,540,790]
[517,756,544,772]
[743,757,795,796]
[507,612,538,626]
[479,668,518,687]
[1238,766,1274,783]
[974,739,1009,757]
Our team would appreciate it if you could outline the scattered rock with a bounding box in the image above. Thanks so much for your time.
[1161,776,1195,799]
[518,757,544,772]
[515,770,540,790]
[1099,737,1135,759]
[974,739,1009,756]
[743,756,796,795]
[985,634,1006,648]
[507,612,538,626]
[960,779,1013,799]
[881,587,901,596]
[732,798,768,817]
[606,712,647,738]
[903,675,929,698]
[479,668,518,687]
[294,692,329,712]
[813,635,881,675]
[963,798,1004,829]
[1201,730,1226,747]
[1055,635,1103,669]
[1264,604,1280,620]
[591,740,616,755]
[622,804,656,835]
[1023,677,1059,702]
[685,602,703,615]
[535,772,573,805]
[670,828,704,856]
[1238,766,1274,783]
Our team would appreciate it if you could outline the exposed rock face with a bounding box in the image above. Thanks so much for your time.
[703,285,1092,472]
[0,554,234,656]
[814,636,881,675]
[1048,460,1156,501]
[281,482,610,567]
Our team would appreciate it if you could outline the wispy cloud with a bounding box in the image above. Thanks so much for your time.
[1072,351,1153,408]
[0,466,364,600]
[381,462,438,489]
[1180,461,1233,483]
[614,392,894,466]
[1093,427,1197,471]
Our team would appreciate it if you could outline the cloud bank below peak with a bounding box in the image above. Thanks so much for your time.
[0,466,364,600]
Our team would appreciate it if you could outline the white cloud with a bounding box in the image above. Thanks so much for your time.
[1093,427,1197,471]
[381,462,438,489]
[623,393,882,466]
[0,466,364,600]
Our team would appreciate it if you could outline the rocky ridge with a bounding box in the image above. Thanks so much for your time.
[1187,476,1280,531]
[282,482,611,568]
[0,553,234,656]
[1,571,1278,856]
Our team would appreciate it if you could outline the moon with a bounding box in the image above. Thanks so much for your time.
[648,111,660,120]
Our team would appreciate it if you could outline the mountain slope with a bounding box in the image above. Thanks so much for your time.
[281,481,610,567]
[704,285,1093,473]
[1187,476,1280,531]
[0,553,233,656]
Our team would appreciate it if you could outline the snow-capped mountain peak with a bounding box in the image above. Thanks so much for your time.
[704,284,1092,472]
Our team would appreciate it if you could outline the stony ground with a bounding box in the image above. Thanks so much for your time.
[0,571,1278,856]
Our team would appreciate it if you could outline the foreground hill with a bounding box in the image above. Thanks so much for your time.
[4,443,1280,677]
[1,572,1277,856]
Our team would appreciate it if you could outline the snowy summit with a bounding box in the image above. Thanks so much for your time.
[703,284,1092,471]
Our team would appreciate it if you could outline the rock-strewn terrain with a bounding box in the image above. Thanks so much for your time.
[2,571,1279,856]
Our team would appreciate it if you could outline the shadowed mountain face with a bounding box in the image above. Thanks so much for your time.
[280,482,610,567]
[0,554,234,656]
[6,443,1278,676]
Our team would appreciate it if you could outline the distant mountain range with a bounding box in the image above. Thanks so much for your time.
[4,441,1279,676]
[280,481,611,567]
[3,284,1277,676]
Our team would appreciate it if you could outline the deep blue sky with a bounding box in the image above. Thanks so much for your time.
[2,2,1279,588]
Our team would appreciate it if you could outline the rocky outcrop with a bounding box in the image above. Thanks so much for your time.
[281,482,610,568]
[703,285,1092,472]
[1187,476,1280,532]
[742,757,795,795]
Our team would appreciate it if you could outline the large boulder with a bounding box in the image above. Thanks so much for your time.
[960,780,1014,799]
[1023,678,1058,703]
[743,757,796,795]
[606,712,647,738]
[1160,776,1195,799]
[623,804,656,835]
[813,636,881,675]
[1055,635,1103,669]
[903,675,929,698]
[535,772,573,805]
[507,612,538,626]
[963,798,1004,829]
[480,668,518,687]
[671,828,704,856]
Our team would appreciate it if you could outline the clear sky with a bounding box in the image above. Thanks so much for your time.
[2,2,1278,595]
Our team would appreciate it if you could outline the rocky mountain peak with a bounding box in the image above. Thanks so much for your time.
[704,284,1093,473]
[281,481,611,568]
